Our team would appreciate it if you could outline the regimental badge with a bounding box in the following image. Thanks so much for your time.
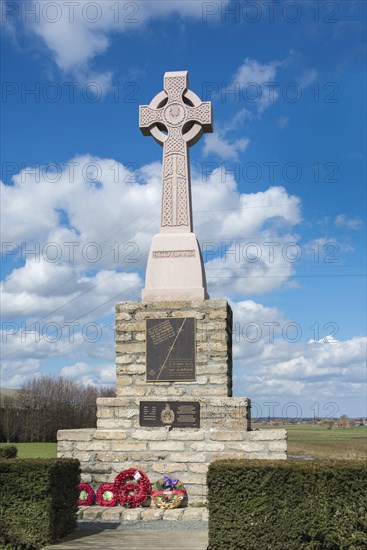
[160,403,175,425]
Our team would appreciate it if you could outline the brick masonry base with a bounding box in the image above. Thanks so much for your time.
[57,300,287,507]
[77,505,208,522]
[114,300,234,398]
[58,425,287,503]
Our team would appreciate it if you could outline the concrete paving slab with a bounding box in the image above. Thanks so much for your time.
[42,528,208,549]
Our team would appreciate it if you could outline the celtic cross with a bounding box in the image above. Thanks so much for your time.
[139,71,213,232]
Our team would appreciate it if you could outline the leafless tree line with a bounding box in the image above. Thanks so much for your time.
[0,376,115,443]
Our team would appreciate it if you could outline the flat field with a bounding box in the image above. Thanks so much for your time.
[0,442,57,458]
[256,423,367,460]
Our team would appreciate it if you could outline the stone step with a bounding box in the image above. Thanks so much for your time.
[78,505,208,522]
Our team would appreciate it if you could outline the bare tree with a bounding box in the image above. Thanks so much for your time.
[337,414,355,429]
[15,376,116,442]
[0,395,20,442]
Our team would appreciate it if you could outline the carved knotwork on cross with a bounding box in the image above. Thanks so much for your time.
[139,71,213,232]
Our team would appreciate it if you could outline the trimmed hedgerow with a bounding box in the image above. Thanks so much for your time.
[207,459,367,550]
[0,458,80,550]
[0,445,18,459]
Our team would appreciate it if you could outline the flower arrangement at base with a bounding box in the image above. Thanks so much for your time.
[151,476,187,509]
[113,468,151,508]
[77,483,95,506]
[96,483,117,507]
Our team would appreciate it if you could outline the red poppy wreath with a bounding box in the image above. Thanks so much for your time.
[96,483,117,507]
[113,468,151,508]
[77,482,95,506]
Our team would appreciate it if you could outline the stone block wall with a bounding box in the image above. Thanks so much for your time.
[57,298,287,505]
[58,425,287,502]
[95,396,250,431]
[115,300,233,398]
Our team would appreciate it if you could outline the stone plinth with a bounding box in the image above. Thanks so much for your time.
[142,233,208,301]
[57,298,287,505]
[96,396,250,431]
[116,300,233,398]
[58,425,287,502]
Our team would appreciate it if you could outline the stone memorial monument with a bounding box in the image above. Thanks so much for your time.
[139,71,211,301]
[57,71,287,507]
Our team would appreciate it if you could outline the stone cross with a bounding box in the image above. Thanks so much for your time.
[139,71,212,301]
[140,71,212,232]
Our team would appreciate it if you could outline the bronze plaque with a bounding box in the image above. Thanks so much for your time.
[146,318,196,381]
[140,401,200,428]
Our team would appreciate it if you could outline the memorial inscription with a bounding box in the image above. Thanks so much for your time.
[152,250,196,258]
[146,318,196,381]
[140,401,200,428]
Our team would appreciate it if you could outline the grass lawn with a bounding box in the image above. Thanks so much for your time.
[255,423,367,460]
[0,442,57,458]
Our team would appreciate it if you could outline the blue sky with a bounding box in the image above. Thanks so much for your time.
[1,0,366,418]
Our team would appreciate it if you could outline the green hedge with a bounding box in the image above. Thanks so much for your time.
[208,459,367,550]
[0,445,18,459]
[0,458,80,550]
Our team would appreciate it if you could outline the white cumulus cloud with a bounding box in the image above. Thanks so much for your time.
[18,0,229,88]
[203,133,250,160]
[335,214,363,230]
[231,57,283,113]
[1,155,302,387]
[60,361,115,386]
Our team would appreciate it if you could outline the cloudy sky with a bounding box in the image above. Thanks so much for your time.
[1,0,366,418]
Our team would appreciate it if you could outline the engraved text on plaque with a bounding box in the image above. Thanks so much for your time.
[140,401,200,428]
[146,317,196,381]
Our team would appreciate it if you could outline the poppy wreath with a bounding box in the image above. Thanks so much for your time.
[113,468,151,508]
[151,476,186,509]
[77,482,95,506]
[96,483,117,507]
